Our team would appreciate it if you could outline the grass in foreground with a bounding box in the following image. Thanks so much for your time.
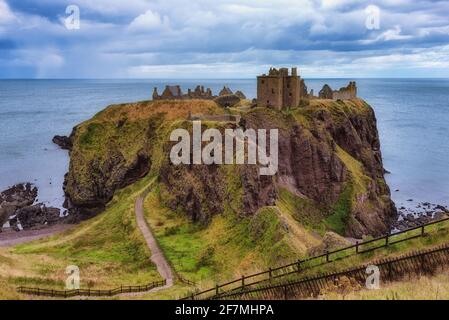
[320,272,449,300]
[143,184,318,295]
[0,176,162,298]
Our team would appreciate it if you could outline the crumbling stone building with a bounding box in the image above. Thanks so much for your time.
[318,81,357,100]
[152,85,243,102]
[153,85,214,100]
[257,67,304,110]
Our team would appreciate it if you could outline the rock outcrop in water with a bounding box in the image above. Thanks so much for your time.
[63,98,397,237]
[0,183,62,231]
[52,135,73,150]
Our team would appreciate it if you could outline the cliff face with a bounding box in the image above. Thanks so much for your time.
[240,100,396,237]
[63,98,396,237]
[63,100,223,220]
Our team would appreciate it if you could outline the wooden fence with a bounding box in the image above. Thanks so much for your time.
[213,243,449,300]
[17,280,166,298]
[183,216,449,300]
[178,274,196,286]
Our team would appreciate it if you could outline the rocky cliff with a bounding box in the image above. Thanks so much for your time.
[61,98,396,237]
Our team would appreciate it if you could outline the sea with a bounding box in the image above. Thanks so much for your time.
[0,79,448,211]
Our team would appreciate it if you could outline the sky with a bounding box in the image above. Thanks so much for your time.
[0,0,448,79]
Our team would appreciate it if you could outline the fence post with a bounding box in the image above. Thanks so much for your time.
[216,284,219,296]
[269,268,272,280]
[242,275,245,289]
[297,259,302,272]
[386,234,389,246]
[421,225,425,236]
[356,241,359,254]
[326,251,330,263]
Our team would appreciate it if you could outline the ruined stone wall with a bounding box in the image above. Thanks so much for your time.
[257,67,305,109]
[318,82,357,100]
[283,76,301,108]
[333,81,357,100]
[153,85,225,101]
[257,76,283,109]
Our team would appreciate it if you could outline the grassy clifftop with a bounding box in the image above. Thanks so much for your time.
[65,96,395,237]
[0,98,397,298]
[64,97,395,284]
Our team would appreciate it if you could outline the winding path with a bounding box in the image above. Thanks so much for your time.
[134,190,174,292]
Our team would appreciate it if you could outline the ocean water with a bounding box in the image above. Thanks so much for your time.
[0,79,448,210]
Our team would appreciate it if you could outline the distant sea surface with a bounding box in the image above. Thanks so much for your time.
[0,79,448,210]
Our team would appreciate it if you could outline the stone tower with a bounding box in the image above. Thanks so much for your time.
[257,67,303,110]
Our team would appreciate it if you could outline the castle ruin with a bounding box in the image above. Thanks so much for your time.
[152,67,358,110]
[318,81,357,100]
[152,85,243,102]
[257,67,303,110]
[256,67,358,109]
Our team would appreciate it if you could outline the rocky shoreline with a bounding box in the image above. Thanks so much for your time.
[393,201,449,231]
[0,183,67,233]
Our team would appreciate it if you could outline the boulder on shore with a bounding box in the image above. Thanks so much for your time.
[9,204,61,231]
[0,183,64,232]
[0,183,38,228]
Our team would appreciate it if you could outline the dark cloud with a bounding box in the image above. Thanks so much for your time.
[1,0,449,78]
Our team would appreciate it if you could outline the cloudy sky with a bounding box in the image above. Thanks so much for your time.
[0,0,448,78]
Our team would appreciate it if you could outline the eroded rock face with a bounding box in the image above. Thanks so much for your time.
[64,148,151,220]
[241,103,396,237]
[159,150,276,223]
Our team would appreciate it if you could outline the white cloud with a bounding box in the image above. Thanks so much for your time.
[0,0,16,24]
[128,9,170,32]
[2,0,449,78]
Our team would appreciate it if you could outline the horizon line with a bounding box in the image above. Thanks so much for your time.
[1,77,449,80]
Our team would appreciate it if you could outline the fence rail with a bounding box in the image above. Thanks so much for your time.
[214,242,449,300]
[17,280,166,298]
[178,274,196,286]
[183,216,449,300]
